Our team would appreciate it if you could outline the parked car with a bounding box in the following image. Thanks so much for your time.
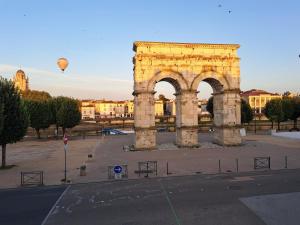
[100,128,127,135]
[157,127,168,132]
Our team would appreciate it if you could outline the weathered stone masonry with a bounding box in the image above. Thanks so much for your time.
[133,41,242,150]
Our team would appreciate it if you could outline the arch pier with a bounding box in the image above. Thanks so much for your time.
[133,41,242,150]
[133,90,156,150]
[175,90,199,147]
[212,89,242,146]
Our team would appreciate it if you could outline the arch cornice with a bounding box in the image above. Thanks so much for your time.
[132,90,156,96]
[133,41,240,51]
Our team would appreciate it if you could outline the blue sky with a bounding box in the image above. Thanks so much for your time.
[0,0,299,100]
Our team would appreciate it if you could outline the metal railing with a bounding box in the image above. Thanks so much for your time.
[136,161,158,178]
[21,171,44,186]
[254,157,271,170]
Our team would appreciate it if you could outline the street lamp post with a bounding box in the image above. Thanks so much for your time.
[63,134,68,182]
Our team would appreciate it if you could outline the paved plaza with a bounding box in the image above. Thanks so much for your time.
[77,132,300,184]
[0,137,100,188]
[1,132,300,189]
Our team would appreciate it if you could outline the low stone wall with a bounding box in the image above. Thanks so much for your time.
[25,118,300,138]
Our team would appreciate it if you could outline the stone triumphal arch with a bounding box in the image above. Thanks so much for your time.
[133,41,242,150]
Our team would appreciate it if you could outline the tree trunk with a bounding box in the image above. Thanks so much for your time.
[36,128,41,139]
[55,124,59,139]
[271,121,274,129]
[62,127,66,136]
[1,144,6,168]
[294,119,297,129]
[277,121,280,130]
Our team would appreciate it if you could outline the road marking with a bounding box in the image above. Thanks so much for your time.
[40,185,70,225]
[230,176,254,182]
[159,180,181,225]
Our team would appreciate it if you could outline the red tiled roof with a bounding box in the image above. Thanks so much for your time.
[241,89,280,97]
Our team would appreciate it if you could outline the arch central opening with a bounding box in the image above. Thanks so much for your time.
[197,80,216,143]
[195,76,231,145]
[154,79,179,146]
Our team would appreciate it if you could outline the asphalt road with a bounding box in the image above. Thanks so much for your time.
[44,169,300,225]
[0,185,66,225]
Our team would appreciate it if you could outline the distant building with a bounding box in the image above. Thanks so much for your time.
[94,100,126,118]
[166,100,176,116]
[81,100,94,107]
[13,69,29,92]
[80,99,165,119]
[241,89,282,114]
[124,100,134,117]
[154,100,164,116]
[165,99,209,116]
[81,104,95,120]
[198,99,209,115]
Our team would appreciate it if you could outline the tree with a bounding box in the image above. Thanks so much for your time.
[241,99,253,123]
[290,97,300,130]
[265,99,284,130]
[206,97,214,117]
[22,89,51,102]
[283,91,291,98]
[0,96,4,134]
[57,98,81,135]
[49,96,69,137]
[281,98,294,122]
[0,77,29,168]
[206,97,253,124]
[25,100,51,138]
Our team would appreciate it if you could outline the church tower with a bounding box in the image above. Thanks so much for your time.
[13,70,29,92]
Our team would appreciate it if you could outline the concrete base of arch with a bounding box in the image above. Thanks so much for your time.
[134,128,156,150]
[176,126,199,148]
[134,127,157,150]
[213,126,242,146]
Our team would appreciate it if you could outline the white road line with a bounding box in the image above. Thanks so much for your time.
[40,185,71,225]
[159,180,181,225]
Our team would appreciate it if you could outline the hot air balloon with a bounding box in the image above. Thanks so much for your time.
[57,58,69,72]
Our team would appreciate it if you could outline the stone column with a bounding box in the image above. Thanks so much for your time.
[213,90,242,146]
[133,91,156,150]
[175,91,199,147]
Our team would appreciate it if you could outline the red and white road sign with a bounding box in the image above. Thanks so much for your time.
[63,135,68,145]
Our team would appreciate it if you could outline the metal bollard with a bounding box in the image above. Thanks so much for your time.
[236,158,239,172]
[145,162,149,178]
[167,162,169,175]
[218,160,221,173]
[285,156,288,169]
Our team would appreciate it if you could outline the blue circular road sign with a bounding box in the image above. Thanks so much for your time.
[114,165,122,174]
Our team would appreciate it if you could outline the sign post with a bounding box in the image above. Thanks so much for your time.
[63,134,68,182]
[113,165,122,179]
